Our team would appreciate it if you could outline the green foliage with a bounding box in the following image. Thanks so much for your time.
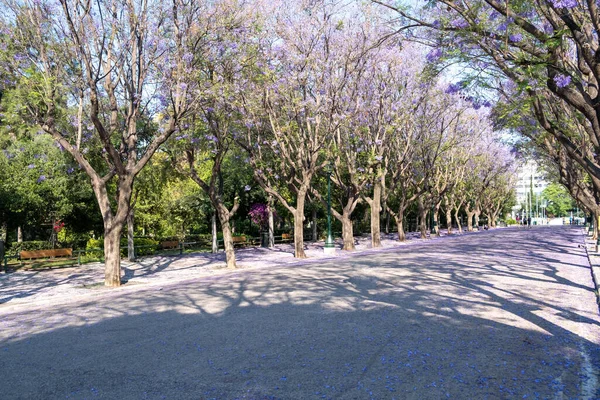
[505,218,517,226]
[6,241,53,256]
[86,237,160,257]
[542,183,575,217]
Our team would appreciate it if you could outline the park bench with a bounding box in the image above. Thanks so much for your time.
[19,248,76,268]
[280,233,292,243]
[232,236,249,247]
[160,240,180,250]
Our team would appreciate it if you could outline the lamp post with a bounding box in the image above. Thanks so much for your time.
[324,163,336,255]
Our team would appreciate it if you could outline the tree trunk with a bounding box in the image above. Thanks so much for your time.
[212,212,218,253]
[17,226,22,243]
[217,207,237,269]
[293,189,307,258]
[384,209,390,234]
[370,178,382,248]
[432,203,441,237]
[454,209,463,234]
[341,213,355,251]
[268,197,275,248]
[312,208,318,243]
[104,224,123,287]
[0,222,5,262]
[446,206,453,235]
[396,216,406,242]
[127,208,135,261]
[466,211,475,232]
[474,211,481,230]
[418,198,428,239]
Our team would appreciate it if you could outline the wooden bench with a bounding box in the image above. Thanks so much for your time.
[160,240,180,250]
[232,236,249,247]
[280,233,292,243]
[19,248,75,267]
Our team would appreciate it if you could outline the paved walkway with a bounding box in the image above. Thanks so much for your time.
[0,226,598,399]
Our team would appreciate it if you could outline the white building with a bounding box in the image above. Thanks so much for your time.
[512,160,549,219]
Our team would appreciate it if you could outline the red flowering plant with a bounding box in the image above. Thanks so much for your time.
[53,220,65,232]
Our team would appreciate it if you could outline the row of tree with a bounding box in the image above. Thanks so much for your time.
[0,0,516,286]
[375,0,600,240]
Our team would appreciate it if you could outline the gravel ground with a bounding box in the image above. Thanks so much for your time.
[0,230,469,309]
[0,226,598,400]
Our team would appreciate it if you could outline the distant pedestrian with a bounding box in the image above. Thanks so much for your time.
[527,217,531,228]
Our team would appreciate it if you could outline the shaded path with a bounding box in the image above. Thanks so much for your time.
[0,227,598,399]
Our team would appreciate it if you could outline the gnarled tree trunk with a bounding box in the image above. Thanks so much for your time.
[212,212,218,253]
[341,212,354,251]
[104,222,123,287]
[368,177,383,248]
[217,206,236,269]
[454,208,463,234]
[293,188,307,258]
[127,208,135,261]
[268,196,275,248]
[418,198,428,239]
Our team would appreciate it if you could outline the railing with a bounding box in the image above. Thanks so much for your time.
[1,232,342,273]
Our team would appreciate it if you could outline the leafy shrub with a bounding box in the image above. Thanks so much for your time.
[86,237,159,257]
[6,241,53,256]
[505,218,517,226]
[58,230,93,250]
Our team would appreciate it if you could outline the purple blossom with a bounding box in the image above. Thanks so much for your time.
[244,185,251,192]
[67,167,75,174]
[182,52,194,64]
[374,155,383,161]
[451,19,469,29]
[37,175,46,183]
[248,203,274,229]
[549,0,578,8]
[509,34,523,43]
[27,164,35,169]
[553,74,571,88]
[445,82,464,94]
[426,48,443,63]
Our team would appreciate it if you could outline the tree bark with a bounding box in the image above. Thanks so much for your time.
[466,209,475,232]
[104,224,123,287]
[215,205,237,269]
[370,178,383,248]
[268,196,275,248]
[127,208,135,261]
[17,226,22,243]
[418,198,428,239]
[212,212,218,253]
[446,206,453,235]
[293,189,307,258]
[396,216,405,241]
[312,208,318,243]
[454,208,463,234]
[341,213,355,251]
[432,202,441,237]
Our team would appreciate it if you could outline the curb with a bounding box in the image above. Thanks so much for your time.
[582,234,600,307]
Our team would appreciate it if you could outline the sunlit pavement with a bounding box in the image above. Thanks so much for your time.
[0,226,598,399]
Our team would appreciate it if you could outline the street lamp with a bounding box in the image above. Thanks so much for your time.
[324,163,336,255]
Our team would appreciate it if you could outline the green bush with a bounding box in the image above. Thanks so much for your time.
[505,218,517,226]
[6,241,53,256]
[86,237,159,257]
